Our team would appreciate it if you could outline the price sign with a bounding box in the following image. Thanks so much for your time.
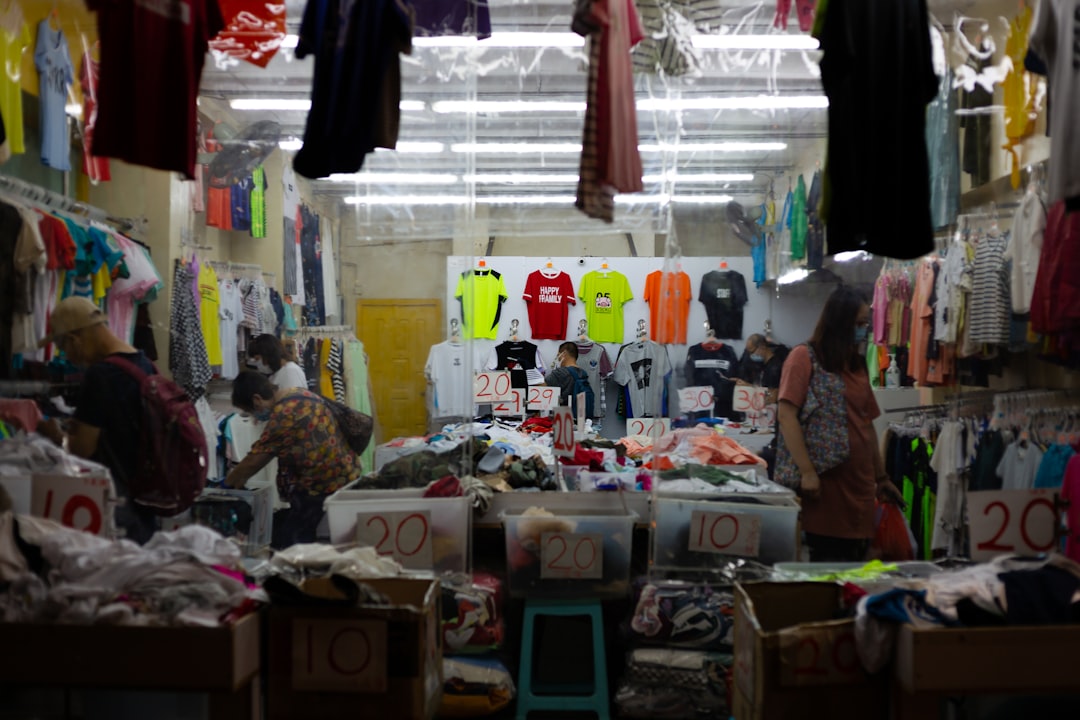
[528,386,559,412]
[733,385,776,428]
[627,417,671,437]
[31,474,111,536]
[552,406,575,458]
[355,510,434,569]
[688,509,762,557]
[292,618,387,693]
[678,386,715,414]
[968,489,1059,561]
[540,532,603,579]
[779,626,863,687]
[473,371,513,403]
[493,389,524,416]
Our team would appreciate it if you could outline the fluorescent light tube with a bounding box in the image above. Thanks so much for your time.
[433,100,586,114]
[450,142,583,154]
[671,194,736,203]
[345,195,468,206]
[413,32,585,48]
[465,174,581,184]
[778,268,810,285]
[328,173,458,184]
[637,95,828,111]
[691,34,820,51]
[278,139,303,151]
[639,141,788,152]
[375,142,447,153]
[231,98,425,111]
[643,172,754,183]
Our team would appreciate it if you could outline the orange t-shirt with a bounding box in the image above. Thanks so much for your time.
[643,270,692,344]
[206,185,232,230]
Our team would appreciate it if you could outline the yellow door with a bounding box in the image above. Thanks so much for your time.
[356,299,442,442]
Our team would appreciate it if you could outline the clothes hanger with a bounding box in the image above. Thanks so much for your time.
[702,323,722,349]
[636,319,647,341]
[578,319,589,342]
[507,319,520,342]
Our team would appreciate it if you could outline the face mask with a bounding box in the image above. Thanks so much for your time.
[854,326,869,344]
[254,408,272,422]
[248,359,271,375]
[750,353,765,363]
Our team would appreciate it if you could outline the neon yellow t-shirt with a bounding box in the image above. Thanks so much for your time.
[578,269,633,343]
[0,18,30,155]
[455,268,508,339]
[198,262,223,365]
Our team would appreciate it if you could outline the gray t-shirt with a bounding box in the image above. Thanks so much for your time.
[1029,0,1080,203]
[612,341,672,418]
[996,441,1044,491]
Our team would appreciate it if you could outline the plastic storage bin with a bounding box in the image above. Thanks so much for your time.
[501,508,637,599]
[324,486,472,574]
[652,495,799,569]
[187,486,273,556]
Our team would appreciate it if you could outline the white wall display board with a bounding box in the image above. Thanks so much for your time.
[443,256,835,438]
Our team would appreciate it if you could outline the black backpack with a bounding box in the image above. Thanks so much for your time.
[568,367,595,419]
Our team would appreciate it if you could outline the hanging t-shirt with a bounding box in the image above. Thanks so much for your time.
[34,21,73,172]
[522,269,576,340]
[968,232,1010,344]
[612,340,671,417]
[643,269,691,344]
[698,270,749,339]
[218,277,243,379]
[578,269,633,343]
[487,340,546,388]
[86,0,223,177]
[684,342,740,418]
[231,176,254,232]
[455,268,508,340]
[320,214,338,320]
[996,441,1044,491]
[197,262,223,366]
[576,342,613,418]
[1004,191,1046,314]
[206,179,233,230]
[79,52,110,182]
[424,340,474,418]
[0,8,29,154]
[250,166,268,238]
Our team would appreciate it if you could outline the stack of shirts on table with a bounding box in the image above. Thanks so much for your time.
[616,579,739,718]
[438,572,515,717]
[0,517,263,626]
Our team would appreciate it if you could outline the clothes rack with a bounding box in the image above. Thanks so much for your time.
[0,174,137,233]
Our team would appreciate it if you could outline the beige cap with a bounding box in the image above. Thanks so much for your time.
[38,297,107,348]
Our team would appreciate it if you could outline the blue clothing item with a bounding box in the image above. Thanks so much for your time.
[34,21,74,171]
[864,588,955,627]
[926,68,961,230]
[752,202,767,286]
[231,177,254,232]
[1034,444,1075,489]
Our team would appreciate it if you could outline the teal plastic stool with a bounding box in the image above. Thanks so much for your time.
[516,599,609,719]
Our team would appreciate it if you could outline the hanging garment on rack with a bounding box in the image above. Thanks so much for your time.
[301,338,320,391]
[487,340,545,389]
[523,269,576,340]
[576,342,613,418]
[456,268,509,340]
[968,231,1011,344]
[643,270,691,345]
[1005,190,1047,315]
[0,6,29,155]
[169,260,212,400]
[11,206,46,359]
[34,20,73,172]
[996,438,1044,491]
[1034,443,1075,489]
[86,0,223,177]
[928,420,970,556]
[959,49,993,188]
[613,339,671,418]
[343,339,375,473]
[425,340,475,420]
[300,206,326,326]
[1061,455,1080,563]
[328,338,346,403]
[818,0,937,259]
[926,65,960,230]
[197,261,223,367]
[230,175,253,232]
[806,171,826,270]
[79,51,110,182]
[206,177,233,230]
[0,202,23,378]
[217,276,243,380]
[292,0,412,179]
[885,430,937,560]
[1029,0,1080,204]
[970,429,1006,491]
[698,270,748,340]
[250,166,267,238]
[320,214,338,320]
[282,165,302,299]
[684,342,739,419]
[578,269,633,343]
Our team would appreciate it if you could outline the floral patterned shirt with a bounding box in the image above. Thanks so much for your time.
[251,390,361,497]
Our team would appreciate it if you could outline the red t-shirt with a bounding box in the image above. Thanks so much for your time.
[523,270,576,340]
[86,0,223,179]
[35,211,76,270]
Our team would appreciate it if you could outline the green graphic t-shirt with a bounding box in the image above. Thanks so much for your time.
[578,269,633,343]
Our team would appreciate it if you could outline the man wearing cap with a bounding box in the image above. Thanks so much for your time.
[37,297,158,542]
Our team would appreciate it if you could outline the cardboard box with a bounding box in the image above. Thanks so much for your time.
[733,582,887,720]
[895,623,1080,694]
[0,612,260,690]
[268,577,443,720]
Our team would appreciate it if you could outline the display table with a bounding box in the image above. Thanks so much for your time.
[891,623,1080,719]
[0,613,261,720]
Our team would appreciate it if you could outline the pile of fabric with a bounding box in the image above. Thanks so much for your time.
[0,516,262,626]
[616,579,738,718]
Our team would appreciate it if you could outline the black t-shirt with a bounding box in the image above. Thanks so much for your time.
[698,270,749,339]
[492,340,541,389]
[74,351,155,492]
[685,343,740,418]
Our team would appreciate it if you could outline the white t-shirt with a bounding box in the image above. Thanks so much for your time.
[996,441,1044,491]
[218,278,244,380]
[425,341,475,418]
[271,361,308,391]
[1029,0,1080,203]
[1004,191,1046,314]
[227,414,284,509]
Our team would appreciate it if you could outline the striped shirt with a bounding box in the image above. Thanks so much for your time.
[968,232,1011,344]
